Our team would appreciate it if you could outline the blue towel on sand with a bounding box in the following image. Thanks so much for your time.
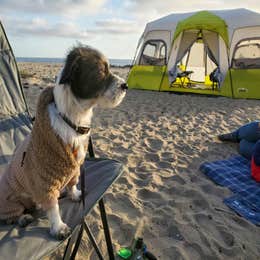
[200,156,260,225]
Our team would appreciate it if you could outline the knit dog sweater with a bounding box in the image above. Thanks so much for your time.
[0,87,80,219]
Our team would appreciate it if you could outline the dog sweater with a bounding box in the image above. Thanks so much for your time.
[0,87,80,219]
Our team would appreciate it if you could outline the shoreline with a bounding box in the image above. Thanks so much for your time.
[18,61,132,67]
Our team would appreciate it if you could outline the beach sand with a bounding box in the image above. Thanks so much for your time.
[18,62,260,259]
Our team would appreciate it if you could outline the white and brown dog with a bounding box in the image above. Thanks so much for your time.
[0,46,127,239]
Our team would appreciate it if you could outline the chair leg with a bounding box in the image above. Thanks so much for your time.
[83,221,104,260]
[63,225,83,260]
[69,224,84,260]
[63,221,105,260]
[99,198,115,260]
[63,198,115,260]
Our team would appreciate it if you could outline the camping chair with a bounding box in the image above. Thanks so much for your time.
[175,70,193,88]
[0,23,124,260]
[209,67,221,90]
[169,65,193,88]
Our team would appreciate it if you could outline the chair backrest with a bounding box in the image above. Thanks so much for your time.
[0,22,31,175]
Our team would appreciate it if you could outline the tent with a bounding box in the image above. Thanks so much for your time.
[0,21,123,259]
[127,9,260,99]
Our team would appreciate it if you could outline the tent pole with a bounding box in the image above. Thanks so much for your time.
[205,53,207,76]
[227,50,234,98]
[126,36,143,80]
[185,48,191,69]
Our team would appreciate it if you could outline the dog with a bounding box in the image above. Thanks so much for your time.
[0,46,127,240]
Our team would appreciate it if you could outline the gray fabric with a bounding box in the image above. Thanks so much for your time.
[0,23,27,115]
[176,31,198,65]
[203,32,219,66]
[0,22,31,175]
[0,158,124,260]
[0,115,31,173]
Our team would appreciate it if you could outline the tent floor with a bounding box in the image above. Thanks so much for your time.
[171,82,218,91]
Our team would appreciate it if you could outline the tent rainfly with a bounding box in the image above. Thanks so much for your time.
[127,8,260,99]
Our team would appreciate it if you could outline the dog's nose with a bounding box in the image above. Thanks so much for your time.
[120,83,128,90]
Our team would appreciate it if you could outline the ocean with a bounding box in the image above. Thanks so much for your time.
[16,57,132,67]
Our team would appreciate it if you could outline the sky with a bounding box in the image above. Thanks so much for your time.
[0,0,259,59]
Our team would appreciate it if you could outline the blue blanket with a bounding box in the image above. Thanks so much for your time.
[200,156,260,225]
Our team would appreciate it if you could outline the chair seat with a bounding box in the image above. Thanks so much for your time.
[0,158,124,260]
[177,70,193,78]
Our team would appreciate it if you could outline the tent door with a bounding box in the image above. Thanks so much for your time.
[127,40,167,91]
[168,31,220,91]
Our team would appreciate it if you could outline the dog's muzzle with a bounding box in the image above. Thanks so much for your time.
[120,83,128,90]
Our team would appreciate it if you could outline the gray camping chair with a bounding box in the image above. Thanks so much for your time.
[0,23,124,260]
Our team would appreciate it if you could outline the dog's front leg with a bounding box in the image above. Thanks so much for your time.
[66,176,82,202]
[47,203,71,240]
[67,184,82,202]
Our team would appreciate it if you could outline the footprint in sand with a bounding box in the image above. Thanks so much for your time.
[144,153,160,162]
[144,138,164,151]
[110,193,142,219]
[194,213,236,251]
[156,161,172,169]
[163,246,184,259]
[168,224,184,241]
[164,175,186,185]
[216,226,235,247]
[137,188,163,201]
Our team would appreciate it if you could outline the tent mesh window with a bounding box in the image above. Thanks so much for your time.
[232,39,260,69]
[139,40,166,66]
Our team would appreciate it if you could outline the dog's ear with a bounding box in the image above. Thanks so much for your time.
[59,56,80,85]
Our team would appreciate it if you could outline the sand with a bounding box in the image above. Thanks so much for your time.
[18,62,260,259]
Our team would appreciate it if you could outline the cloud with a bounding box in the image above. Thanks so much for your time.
[0,0,107,16]
[2,15,140,40]
[2,0,258,40]
[3,16,90,39]
[93,18,141,34]
[123,0,260,20]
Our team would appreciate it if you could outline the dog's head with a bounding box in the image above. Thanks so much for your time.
[58,46,127,108]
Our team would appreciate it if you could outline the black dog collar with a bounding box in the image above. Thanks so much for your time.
[59,113,91,135]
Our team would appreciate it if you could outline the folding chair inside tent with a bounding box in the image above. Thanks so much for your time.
[0,22,123,259]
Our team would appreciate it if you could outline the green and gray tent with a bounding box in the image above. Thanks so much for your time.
[128,8,260,99]
[0,22,123,259]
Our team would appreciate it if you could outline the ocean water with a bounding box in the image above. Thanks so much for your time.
[16,57,132,67]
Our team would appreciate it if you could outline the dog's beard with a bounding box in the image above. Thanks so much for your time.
[97,75,126,108]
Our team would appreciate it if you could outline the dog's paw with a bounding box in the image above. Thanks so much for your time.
[18,214,34,227]
[50,222,71,240]
[70,189,82,202]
